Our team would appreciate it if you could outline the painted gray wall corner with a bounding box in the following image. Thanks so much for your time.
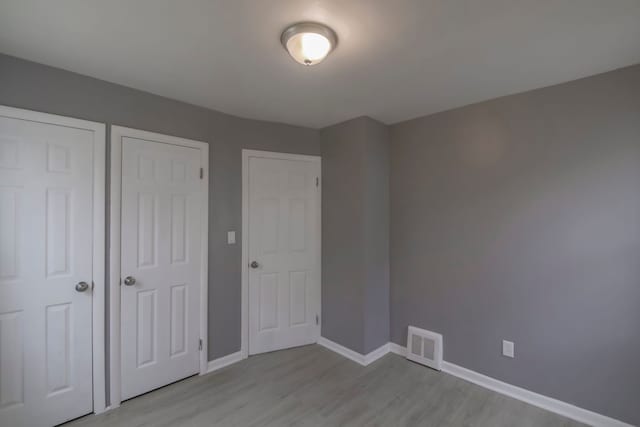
[389,63,640,425]
[319,118,367,353]
[362,118,391,354]
[320,117,391,355]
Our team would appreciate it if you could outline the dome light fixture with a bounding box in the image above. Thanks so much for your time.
[281,22,338,66]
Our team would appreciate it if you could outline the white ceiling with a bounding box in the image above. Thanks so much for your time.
[1,1,639,128]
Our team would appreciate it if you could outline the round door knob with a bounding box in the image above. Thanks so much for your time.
[250,261,259,269]
[75,281,90,292]
[123,276,137,286]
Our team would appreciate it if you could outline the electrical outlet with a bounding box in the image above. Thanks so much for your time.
[502,340,515,358]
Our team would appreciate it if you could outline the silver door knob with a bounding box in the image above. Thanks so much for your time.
[123,276,136,286]
[75,281,90,292]
[250,261,259,269]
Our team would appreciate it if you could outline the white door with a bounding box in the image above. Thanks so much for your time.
[246,152,321,355]
[0,109,101,426]
[120,136,203,400]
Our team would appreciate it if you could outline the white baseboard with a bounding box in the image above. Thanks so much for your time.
[441,361,632,427]
[317,337,389,366]
[205,351,245,374]
[388,344,631,427]
[364,342,391,365]
[389,342,407,357]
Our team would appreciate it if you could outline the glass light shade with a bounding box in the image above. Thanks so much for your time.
[281,23,337,66]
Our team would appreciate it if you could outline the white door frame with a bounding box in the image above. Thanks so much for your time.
[241,149,321,358]
[109,126,209,408]
[0,105,107,414]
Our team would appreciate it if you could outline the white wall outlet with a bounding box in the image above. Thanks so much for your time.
[227,231,236,244]
[502,340,515,358]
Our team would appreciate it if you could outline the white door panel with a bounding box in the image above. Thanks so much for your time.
[120,137,202,400]
[0,114,95,426]
[248,154,320,355]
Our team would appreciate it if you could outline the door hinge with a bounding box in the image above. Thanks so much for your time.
[199,339,203,351]
[316,314,319,325]
[200,168,204,179]
[316,177,319,187]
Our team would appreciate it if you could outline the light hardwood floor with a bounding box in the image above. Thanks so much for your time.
[67,345,585,427]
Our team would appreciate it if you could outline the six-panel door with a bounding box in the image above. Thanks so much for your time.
[248,155,320,355]
[120,137,202,400]
[0,114,94,426]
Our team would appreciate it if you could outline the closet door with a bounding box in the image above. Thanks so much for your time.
[0,107,102,427]
[119,135,203,400]
[246,151,321,355]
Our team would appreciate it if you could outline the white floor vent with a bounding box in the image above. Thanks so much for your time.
[406,326,443,370]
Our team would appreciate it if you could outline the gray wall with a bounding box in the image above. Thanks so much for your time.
[0,54,321,361]
[320,117,390,354]
[390,64,640,425]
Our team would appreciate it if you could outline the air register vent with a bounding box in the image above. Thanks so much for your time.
[406,326,443,370]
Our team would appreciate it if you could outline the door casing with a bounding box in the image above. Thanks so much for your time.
[108,126,209,409]
[241,149,322,358]
[0,105,107,415]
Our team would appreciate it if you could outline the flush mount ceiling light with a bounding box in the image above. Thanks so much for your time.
[281,22,338,66]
